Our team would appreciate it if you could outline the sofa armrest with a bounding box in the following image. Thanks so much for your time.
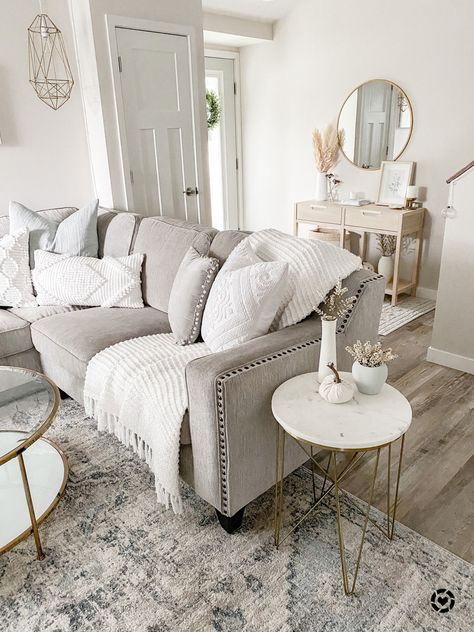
[185,270,385,515]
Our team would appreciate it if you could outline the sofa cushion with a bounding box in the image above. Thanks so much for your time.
[98,209,140,258]
[208,230,248,266]
[0,310,33,357]
[31,306,171,379]
[9,305,84,324]
[132,216,217,312]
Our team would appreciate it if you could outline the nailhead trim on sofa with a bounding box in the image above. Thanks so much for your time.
[214,273,383,515]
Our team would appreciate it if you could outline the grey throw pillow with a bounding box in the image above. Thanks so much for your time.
[168,247,219,345]
[9,199,99,266]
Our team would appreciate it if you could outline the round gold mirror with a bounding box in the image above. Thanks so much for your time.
[337,79,413,170]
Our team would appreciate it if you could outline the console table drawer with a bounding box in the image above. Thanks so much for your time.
[345,207,399,231]
[297,203,342,225]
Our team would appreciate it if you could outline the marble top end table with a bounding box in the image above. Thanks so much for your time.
[272,371,412,595]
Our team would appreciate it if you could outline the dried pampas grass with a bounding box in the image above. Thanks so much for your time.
[312,125,344,173]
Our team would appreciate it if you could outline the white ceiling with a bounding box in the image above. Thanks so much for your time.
[202,0,296,22]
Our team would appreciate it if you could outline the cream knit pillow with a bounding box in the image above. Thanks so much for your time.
[0,228,37,307]
[32,250,144,308]
[201,244,288,352]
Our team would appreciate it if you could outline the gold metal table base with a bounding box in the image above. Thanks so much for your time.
[0,436,69,560]
[274,424,406,595]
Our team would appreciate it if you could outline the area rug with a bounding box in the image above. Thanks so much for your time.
[378,297,436,335]
[1,398,472,632]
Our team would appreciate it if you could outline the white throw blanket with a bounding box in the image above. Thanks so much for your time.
[244,229,362,329]
[84,333,211,514]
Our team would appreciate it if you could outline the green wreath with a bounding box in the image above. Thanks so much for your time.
[206,90,221,130]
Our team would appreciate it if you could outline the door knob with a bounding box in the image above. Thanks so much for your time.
[183,187,199,196]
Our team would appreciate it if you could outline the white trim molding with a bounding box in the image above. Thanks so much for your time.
[427,347,474,375]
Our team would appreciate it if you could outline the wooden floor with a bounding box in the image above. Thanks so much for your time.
[316,312,474,564]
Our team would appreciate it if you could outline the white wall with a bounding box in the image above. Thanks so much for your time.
[0,0,93,211]
[428,169,474,373]
[70,0,209,219]
[239,0,474,293]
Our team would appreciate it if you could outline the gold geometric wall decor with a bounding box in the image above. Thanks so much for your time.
[28,14,74,110]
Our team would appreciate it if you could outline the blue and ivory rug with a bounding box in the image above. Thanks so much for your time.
[0,398,472,631]
[379,297,436,335]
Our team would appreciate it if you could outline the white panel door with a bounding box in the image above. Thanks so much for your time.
[116,27,200,220]
[354,82,393,169]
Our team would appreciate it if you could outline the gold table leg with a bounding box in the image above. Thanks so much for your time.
[273,428,407,596]
[274,424,285,548]
[18,452,45,560]
[332,448,380,595]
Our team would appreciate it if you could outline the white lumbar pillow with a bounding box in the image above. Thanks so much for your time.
[240,229,362,329]
[0,228,37,307]
[201,243,289,352]
[32,250,144,308]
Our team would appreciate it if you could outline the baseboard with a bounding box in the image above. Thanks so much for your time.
[416,286,438,301]
[427,346,474,374]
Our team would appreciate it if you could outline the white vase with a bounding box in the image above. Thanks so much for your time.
[352,361,388,395]
[318,319,337,383]
[377,255,394,284]
[315,171,328,202]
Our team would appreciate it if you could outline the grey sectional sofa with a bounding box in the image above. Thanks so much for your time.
[0,207,385,532]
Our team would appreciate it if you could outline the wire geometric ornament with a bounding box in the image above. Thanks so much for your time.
[28,13,74,110]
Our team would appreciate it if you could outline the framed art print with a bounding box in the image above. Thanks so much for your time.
[377,161,414,206]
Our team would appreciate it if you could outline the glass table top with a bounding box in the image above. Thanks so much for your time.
[0,367,59,463]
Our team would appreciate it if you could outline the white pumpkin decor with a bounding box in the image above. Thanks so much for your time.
[318,363,355,404]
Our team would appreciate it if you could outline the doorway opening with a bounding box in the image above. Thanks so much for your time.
[205,52,242,230]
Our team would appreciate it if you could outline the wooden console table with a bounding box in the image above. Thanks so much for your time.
[294,201,425,306]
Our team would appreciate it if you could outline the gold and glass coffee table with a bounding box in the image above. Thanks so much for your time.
[0,367,68,560]
[272,372,412,595]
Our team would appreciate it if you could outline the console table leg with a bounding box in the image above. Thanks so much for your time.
[391,233,402,306]
[411,230,423,297]
[18,453,44,560]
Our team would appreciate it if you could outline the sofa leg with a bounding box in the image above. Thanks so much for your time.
[215,507,245,534]
[59,389,70,400]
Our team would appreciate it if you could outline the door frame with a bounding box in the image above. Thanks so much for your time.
[205,49,244,230]
[106,14,208,223]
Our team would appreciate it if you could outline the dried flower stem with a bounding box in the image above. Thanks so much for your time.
[345,340,398,367]
[315,279,356,321]
[312,125,344,173]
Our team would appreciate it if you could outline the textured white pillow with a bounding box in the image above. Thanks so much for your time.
[0,228,37,307]
[241,229,361,329]
[201,244,289,352]
[32,251,144,308]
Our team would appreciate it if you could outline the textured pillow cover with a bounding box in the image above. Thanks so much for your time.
[9,199,99,266]
[32,250,144,308]
[168,247,219,345]
[0,228,37,307]
[201,245,289,353]
[240,229,362,329]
